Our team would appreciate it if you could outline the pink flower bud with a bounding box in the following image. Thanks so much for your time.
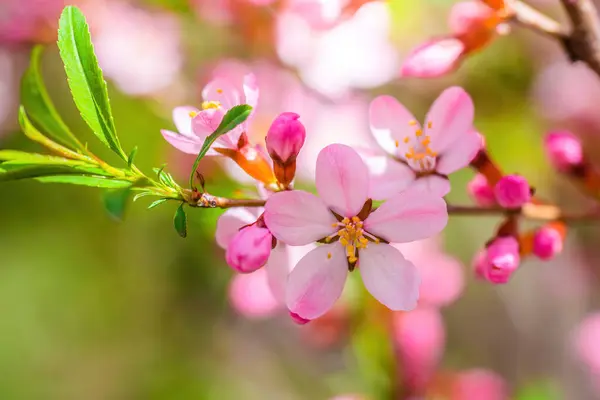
[452,369,508,400]
[533,226,563,260]
[467,173,496,207]
[484,237,520,284]
[448,1,496,37]
[494,175,531,209]
[544,131,584,172]
[290,311,310,325]
[225,225,273,273]
[266,112,306,164]
[400,38,465,78]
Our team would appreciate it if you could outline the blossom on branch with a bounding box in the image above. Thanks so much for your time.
[264,144,448,321]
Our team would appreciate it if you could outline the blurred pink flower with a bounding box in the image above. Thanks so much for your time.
[475,237,520,284]
[192,0,233,24]
[394,237,465,308]
[365,87,480,198]
[0,0,66,44]
[573,313,600,377]
[544,131,584,172]
[393,307,446,393]
[533,62,600,133]
[494,175,531,209]
[451,369,508,400]
[400,38,466,79]
[265,144,449,321]
[467,173,496,207]
[276,1,399,98]
[532,226,563,260]
[87,1,183,96]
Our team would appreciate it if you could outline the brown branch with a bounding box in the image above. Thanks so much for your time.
[559,0,600,76]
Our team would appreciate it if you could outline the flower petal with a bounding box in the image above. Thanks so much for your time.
[400,38,465,78]
[425,86,475,154]
[173,106,200,136]
[316,144,370,217]
[286,244,348,320]
[369,95,420,157]
[264,190,337,245]
[215,207,260,249]
[359,243,420,311]
[202,77,241,109]
[243,73,259,110]
[359,148,416,200]
[228,269,280,318]
[436,129,482,175]
[161,129,202,155]
[266,243,316,302]
[411,175,451,197]
[364,186,448,243]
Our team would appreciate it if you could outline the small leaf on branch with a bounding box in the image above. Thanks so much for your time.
[188,104,253,188]
[20,46,83,151]
[103,186,132,221]
[0,164,111,182]
[173,203,187,238]
[127,147,138,168]
[148,198,168,209]
[57,6,126,160]
[35,175,132,188]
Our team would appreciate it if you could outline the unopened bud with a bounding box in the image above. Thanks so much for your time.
[266,113,306,186]
[494,174,531,209]
[533,226,563,260]
[544,131,583,173]
[225,225,273,273]
[290,311,310,325]
[467,173,496,207]
[474,237,520,284]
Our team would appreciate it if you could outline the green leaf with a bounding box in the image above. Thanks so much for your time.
[0,164,111,181]
[57,6,125,160]
[127,146,138,168]
[188,104,253,188]
[0,150,89,165]
[148,198,168,209]
[173,203,187,238]
[36,175,132,188]
[20,46,83,150]
[103,186,132,221]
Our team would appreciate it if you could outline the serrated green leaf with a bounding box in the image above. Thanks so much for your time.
[20,46,83,151]
[188,104,252,188]
[103,186,132,221]
[0,164,111,181]
[173,203,187,238]
[36,175,132,188]
[133,191,154,202]
[148,198,168,209]
[127,146,138,168]
[57,6,125,160]
[0,150,88,165]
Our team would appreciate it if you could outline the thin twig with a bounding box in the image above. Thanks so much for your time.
[560,0,600,76]
[511,1,569,39]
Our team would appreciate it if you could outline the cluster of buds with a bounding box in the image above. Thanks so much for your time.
[265,112,306,188]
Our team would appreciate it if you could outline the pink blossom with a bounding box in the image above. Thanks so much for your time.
[451,369,508,400]
[264,144,449,320]
[161,74,259,155]
[225,224,273,273]
[475,237,520,284]
[544,131,584,172]
[467,173,496,207]
[573,313,600,377]
[217,206,315,318]
[533,226,563,260]
[393,307,445,392]
[287,0,347,30]
[494,175,531,209]
[365,87,481,198]
[400,38,466,78]
[448,1,496,37]
[0,0,65,44]
[266,112,306,164]
[88,1,183,96]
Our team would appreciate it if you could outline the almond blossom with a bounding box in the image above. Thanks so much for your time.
[161,74,259,155]
[365,87,481,199]
[264,144,448,321]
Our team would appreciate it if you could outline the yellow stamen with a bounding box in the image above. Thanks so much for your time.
[428,121,433,129]
[201,100,222,110]
[415,129,423,137]
[327,252,332,259]
[395,140,399,148]
[216,88,223,94]
[403,137,410,144]
[409,120,417,126]
[188,111,198,118]
[401,120,437,172]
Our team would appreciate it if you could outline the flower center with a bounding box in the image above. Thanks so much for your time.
[396,119,437,172]
[326,216,379,263]
[202,100,222,110]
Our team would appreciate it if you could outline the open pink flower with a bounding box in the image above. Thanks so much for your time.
[365,87,481,198]
[161,74,259,155]
[264,144,448,321]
